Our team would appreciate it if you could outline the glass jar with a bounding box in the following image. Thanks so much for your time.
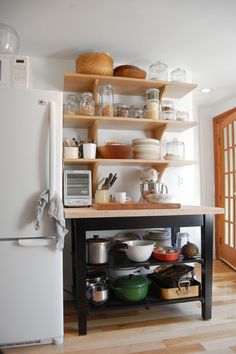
[99,84,114,117]
[146,88,160,101]
[161,100,174,111]
[135,109,144,119]
[161,110,177,121]
[170,68,186,82]
[114,103,128,117]
[149,61,168,81]
[79,92,95,116]
[65,94,79,114]
[175,232,190,250]
[145,89,160,120]
[176,111,189,121]
[128,105,137,118]
[165,138,185,160]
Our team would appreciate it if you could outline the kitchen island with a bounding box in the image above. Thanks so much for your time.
[64,205,224,335]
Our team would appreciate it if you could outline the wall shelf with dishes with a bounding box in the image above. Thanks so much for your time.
[63,72,197,193]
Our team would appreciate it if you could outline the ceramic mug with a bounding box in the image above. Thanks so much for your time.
[95,189,111,204]
[83,143,96,159]
[64,146,79,159]
[115,192,131,204]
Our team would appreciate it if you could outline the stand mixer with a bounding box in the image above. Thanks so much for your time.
[139,168,170,203]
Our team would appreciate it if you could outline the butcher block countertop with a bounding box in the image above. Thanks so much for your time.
[64,205,224,219]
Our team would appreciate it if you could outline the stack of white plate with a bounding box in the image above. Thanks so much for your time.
[132,138,161,160]
[143,229,171,247]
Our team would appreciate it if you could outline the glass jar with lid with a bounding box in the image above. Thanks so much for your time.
[165,138,185,160]
[170,68,186,82]
[128,105,137,118]
[99,84,114,117]
[114,103,128,117]
[161,110,177,121]
[65,94,80,114]
[149,61,168,81]
[135,108,144,119]
[175,232,190,250]
[176,111,189,121]
[79,92,95,116]
[161,100,174,111]
[146,88,160,120]
[146,88,160,101]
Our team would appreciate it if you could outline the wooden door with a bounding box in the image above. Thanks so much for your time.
[214,108,236,269]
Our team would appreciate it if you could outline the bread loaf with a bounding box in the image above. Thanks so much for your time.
[113,65,146,79]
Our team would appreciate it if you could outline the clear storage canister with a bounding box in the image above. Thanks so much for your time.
[176,111,189,121]
[161,110,177,121]
[99,84,114,117]
[149,61,168,81]
[128,105,137,118]
[165,138,185,160]
[170,68,186,82]
[65,94,79,114]
[161,100,174,111]
[146,88,160,120]
[79,92,95,116]
[114,103,128,117]
[175,232,190,250]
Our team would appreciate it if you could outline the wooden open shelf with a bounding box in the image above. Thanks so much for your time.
[64,158,196,166]
[64,72,197,99]
[64,114,197,132]
[63,72,197,193]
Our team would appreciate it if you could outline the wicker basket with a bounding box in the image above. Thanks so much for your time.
[76,52,113,76]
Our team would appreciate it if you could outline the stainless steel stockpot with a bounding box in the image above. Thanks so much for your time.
[87,283,109,305]
[86,235,112,264]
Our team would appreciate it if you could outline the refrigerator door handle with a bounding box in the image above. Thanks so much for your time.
[18,238,55,247]
[49,100,56,202]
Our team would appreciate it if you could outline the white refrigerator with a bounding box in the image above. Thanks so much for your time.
[0,88,64,347]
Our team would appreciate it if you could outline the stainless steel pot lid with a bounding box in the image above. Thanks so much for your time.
[87,235,111,244]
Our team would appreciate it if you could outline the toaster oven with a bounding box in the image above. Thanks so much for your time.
[64,170,92,207]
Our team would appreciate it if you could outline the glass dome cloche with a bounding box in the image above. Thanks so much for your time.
[0,23,20,54]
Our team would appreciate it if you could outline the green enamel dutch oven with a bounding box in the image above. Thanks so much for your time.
[111,275,150,302]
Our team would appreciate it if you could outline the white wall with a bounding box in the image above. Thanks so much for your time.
[29,56,200,299]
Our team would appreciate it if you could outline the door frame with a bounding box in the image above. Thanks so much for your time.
[213,107,236,260]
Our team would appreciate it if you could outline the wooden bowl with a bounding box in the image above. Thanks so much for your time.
[113,65,146,79]
[97,144,133,159]
[152,247,179,261]
[76,52,113,76]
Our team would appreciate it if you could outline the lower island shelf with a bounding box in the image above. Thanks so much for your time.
[68,205,224,335]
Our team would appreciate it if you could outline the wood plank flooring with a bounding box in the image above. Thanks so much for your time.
[4,260,236,354]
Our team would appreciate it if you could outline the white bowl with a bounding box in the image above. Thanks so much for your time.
[134,153,161,160]
[144,193,173,204]
[123,240,155,262]
[132,138,160,146]
[133,146,161,153]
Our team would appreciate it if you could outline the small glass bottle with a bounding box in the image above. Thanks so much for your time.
[114,103,128,117]
[99,84,114,117]
[175,232,190,250]
[65,94,79,114]
[170,68,186,82]
[79,92,95,116]
[165,138,185,160]
[149,61,168,81]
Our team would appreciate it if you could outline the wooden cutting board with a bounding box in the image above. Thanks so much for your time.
[93,202,181,210]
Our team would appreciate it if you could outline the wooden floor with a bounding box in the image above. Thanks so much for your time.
[4,260,236,354]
